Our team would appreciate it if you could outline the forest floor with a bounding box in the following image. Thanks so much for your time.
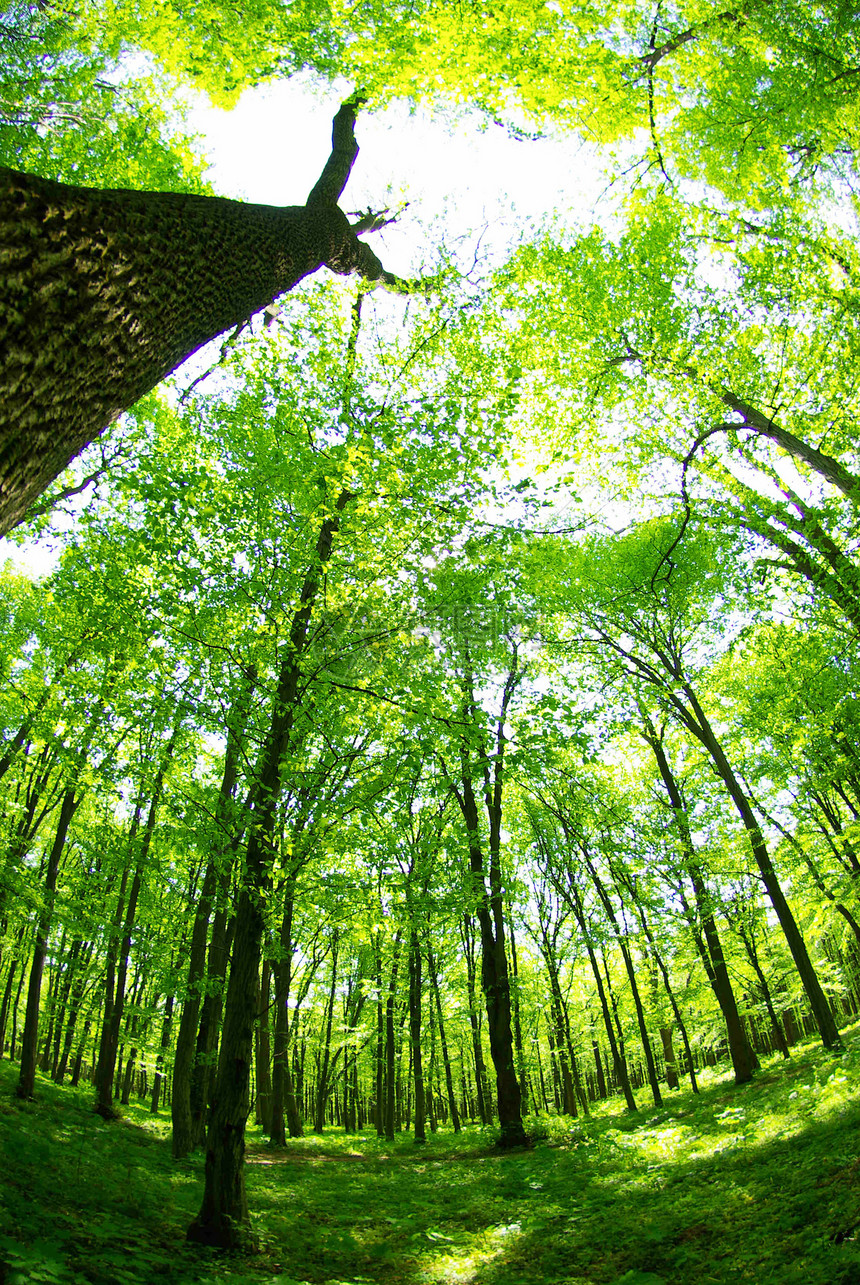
[3,1035,860,1285]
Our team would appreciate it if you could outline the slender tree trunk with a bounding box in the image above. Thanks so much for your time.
[427,947,461,1133]
[187,498,347,1248]
[409,932,426,1144]
[313,936,339,1135]
[507,914,529,1113]
[17,785,78,1100]
[256,961,273,1133]
[568,885,637,1112]
[384,935,402,1142]
[681,688,841,1049]
[461,918,490,1125]
[150,994,175,1112]
[642,722,760,1084]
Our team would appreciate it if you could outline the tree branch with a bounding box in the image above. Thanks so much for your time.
[306,97,365,207]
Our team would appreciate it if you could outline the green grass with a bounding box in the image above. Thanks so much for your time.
[3,1036,860,1285]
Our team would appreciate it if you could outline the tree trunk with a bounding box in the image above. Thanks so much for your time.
[427,947,461,1133]
[568,885,637,1111]
[256,961,273,1133]
[313,936,339,1135]
[384,935,402,1143]
[461,917,490,1125]
[642,721,760,1084]
[409,932,426,1144]
[151,995,174,1112]
[187,499,347,1248]
[0,103,406,534]
[17,785,79,1099]
[681,686,841,1050]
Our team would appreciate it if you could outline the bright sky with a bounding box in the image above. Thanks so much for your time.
[186,75,611,274]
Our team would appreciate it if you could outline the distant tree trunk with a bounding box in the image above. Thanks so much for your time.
[190,905,234,1147]
[95,728,175,1119]
[384,934,403,1143]
[591,1036,607,1100]
[255,961,273,1133]
[16,785,78,1099]
[642,720,760,1085]
[54,938,94,1084]
[409,931,426,1144]
[172,676,250,1154]
[313,935,339,1135]
[448,648,526,1148]
[461,916,490,1125]
[723,902,791,1059]
[576,897,637,1111]
[269,890,304,1143]
[374,936,384,1137]
[0,102,407,534]
[507,914,530,1113]
[582,852,663,1109]
[150,994,174,1112]
[427,947,461,1133]
[671,688,841,1050]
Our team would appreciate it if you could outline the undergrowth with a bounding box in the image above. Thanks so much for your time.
[3,1033,860,1285]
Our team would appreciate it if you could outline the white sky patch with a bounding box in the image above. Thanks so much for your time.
[185,75,612,273]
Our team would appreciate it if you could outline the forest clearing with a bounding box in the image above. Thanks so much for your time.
[4,1036,860,1285]
[3,0,860,1277]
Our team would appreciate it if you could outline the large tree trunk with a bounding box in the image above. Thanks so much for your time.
[0,102,402,534]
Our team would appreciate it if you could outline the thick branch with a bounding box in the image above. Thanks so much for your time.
[306,98,363,207]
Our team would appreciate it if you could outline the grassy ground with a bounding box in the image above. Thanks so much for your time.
[3,1035,860,1285]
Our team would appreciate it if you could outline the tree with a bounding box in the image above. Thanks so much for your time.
[0,99,410,535]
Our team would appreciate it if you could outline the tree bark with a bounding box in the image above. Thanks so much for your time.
[0,102,406,534]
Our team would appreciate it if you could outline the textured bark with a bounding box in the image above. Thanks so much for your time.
[0,102,402,534]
